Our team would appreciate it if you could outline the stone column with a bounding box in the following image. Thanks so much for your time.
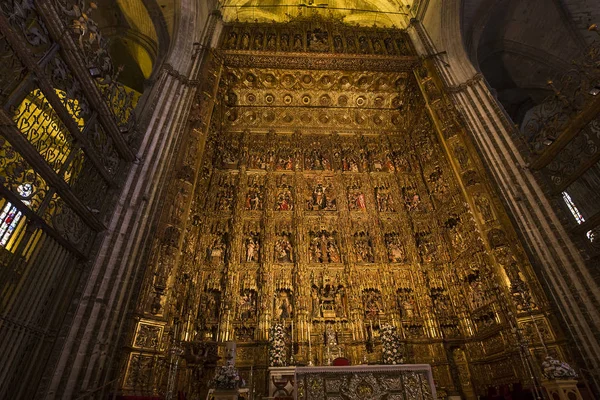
[407,4,600,392]
[41,3,223,399]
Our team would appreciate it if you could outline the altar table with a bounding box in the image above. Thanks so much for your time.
[268,364,436,400]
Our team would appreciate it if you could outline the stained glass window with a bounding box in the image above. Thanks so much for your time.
[562,191,585,224]
[0,184,33,247]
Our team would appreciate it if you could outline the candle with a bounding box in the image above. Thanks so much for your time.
[250,365,254,399]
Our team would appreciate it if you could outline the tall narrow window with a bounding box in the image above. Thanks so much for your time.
[0,184,33,247]
[562,191,594,241]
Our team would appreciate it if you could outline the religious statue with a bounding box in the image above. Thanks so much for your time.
[397,289,416,319]
[225,30,237,49]
[475,194,494,222]
[171,184,190,223]
[358,36,370,54]
[385,233,406,263]
[238,288,257,320]
[363,289,383,318]
[394,152,412,173]
[305,148,330,171]
[375,186,395,212]
[333,35,343,52]
[266,33,276,50]
[275,183,294,211]
[274,290,293,320]
[220,146,238,168]
[384,37,394,53]
[453,145,470,169]
[406,192,421,211]
[293,33,303,51]
[207,235,226,263]
[309,231,340,263]
[346,36,357,52]
[253,32,264,50]
[348,184,367,211]
[469,279,486,309]
[280,33,289,51]
[307,28,329,52]
[310,281,347,319]
[373,38,384,54]
[241,32,250,50]
[202,290,220,320]
[274,232,293,262]
[244,233,260,262]
[342,151,360,172]
[353,232,374,263]
[215,181,235,211]
[373,153,396,172]
[325,325,338,346]
[310,287,320,318]
[276,149,294,171]
[245,183,263,211]
[428,168,449,200]
[307,182,336,211]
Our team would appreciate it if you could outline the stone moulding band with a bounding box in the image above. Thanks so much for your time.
[218,50,419,72]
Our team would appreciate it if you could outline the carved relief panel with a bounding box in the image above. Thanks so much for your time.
[351,221,375,264]
[205,220,230,265]
[308,227,342,264]
[212,173,238,212]
[303,137,332,171]
[309,269,348,320]
[274,174,294,211]
[245,174,265,211]
[273,225,294,264]
[346,176,367,212]
[242,221,262,263]
[305,176,337,211]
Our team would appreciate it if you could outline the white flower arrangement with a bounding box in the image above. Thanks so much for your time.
[380,323,404,365]
[210,364,244,390]
[542,356,578,380]
[269,323,288,367]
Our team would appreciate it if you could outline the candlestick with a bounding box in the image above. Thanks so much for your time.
[308,322,313,366]
[250,365,254,400]
[225,311,231,341]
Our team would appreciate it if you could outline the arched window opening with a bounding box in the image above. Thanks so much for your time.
[562,191,594,242]
[0,183,32,250]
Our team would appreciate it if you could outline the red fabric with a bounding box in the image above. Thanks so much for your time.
[332,357,350,366]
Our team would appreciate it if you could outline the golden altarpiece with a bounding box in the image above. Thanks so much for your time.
[120,16,567,399]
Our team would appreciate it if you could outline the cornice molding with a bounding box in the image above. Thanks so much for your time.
[218,50,419,72]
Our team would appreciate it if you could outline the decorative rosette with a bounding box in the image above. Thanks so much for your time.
[269,323,288,367]
[380,323,404,365]
[542,356,578,380]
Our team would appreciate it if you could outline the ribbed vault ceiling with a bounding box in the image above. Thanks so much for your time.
[219,0,413,27]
